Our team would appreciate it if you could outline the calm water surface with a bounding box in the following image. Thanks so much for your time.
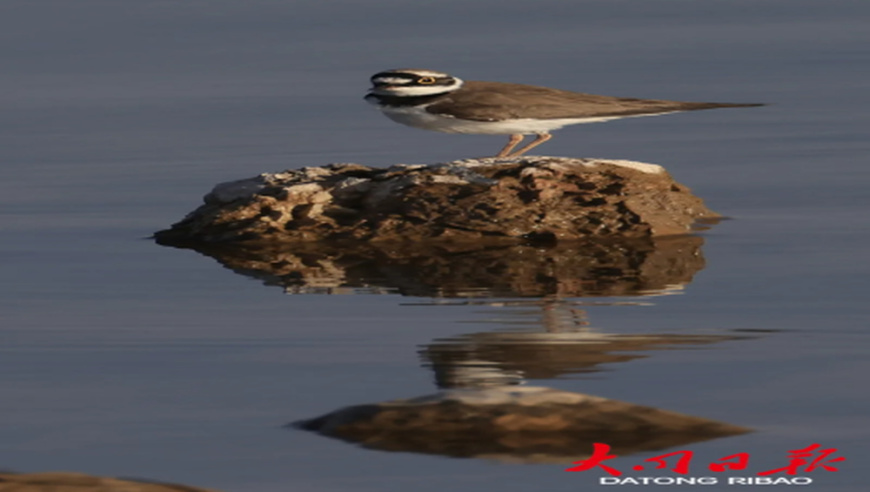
[1,1,868,490]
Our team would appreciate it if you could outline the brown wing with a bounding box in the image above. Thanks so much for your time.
[425,81,762,121]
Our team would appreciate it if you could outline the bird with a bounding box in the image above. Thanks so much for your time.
[364,68,763,158]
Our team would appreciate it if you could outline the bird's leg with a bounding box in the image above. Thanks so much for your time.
[508,133,552,157]
[495,134,524,157]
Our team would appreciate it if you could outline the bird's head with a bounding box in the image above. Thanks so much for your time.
[368,69,463,97]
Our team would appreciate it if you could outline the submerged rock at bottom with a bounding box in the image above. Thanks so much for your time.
[0,471,218,492]
[293,386,750,463]
[155,157,719,244]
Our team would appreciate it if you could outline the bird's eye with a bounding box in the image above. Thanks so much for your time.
[418,76,437,84]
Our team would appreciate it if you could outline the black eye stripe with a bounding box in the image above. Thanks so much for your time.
[371,72,453,85]
[420,78,452,86]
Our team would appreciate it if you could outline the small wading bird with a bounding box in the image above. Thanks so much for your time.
[365,69,763,157]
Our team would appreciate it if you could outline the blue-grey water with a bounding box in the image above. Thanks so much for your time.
[1,0,868,490]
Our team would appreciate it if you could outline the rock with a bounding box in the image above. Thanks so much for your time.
[0,471,219,491]
[155,157,719,245]
[293,386,750,463]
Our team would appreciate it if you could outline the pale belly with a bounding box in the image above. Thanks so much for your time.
[376,105,627,135]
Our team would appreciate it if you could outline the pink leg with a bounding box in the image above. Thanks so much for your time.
[495,134,524,157]
[508,133,552,157]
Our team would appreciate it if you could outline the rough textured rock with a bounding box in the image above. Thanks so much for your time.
[293,386,750,463]
[0,471,218,492]
[155,157,719,245]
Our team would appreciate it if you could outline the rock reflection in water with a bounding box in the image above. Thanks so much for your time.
[163,231,754,463]
[161,235,706,298]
